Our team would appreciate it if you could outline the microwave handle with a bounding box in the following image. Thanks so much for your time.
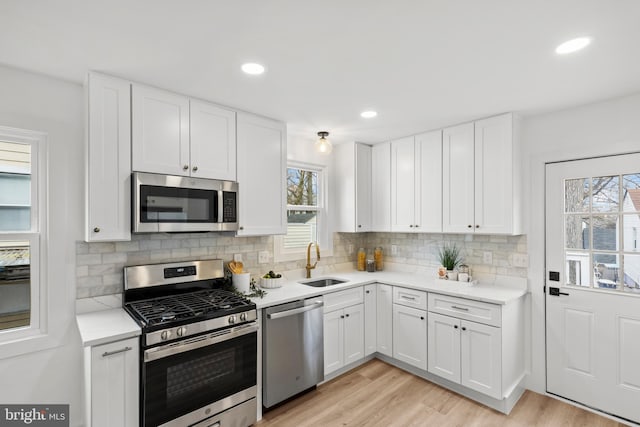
[218,188,224,224]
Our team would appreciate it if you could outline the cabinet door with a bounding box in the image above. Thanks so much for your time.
[86,73,131,242]
[460,320,502,399]
[131,84,190,176]
[442,122,475,233]
[371,142,391,231]
[236,113,287,236]
[393,304,427,371]
[415,130,442,232]
[474,113,513,234]
[323,310,344,376]
[355,143,372,231]
[90,338,139,427]
[343,303,365,365]
[428,312,461,383]
[364,285,377,356]
[376,284,393,357]
[189,100,236,180]
[391,137,416,232]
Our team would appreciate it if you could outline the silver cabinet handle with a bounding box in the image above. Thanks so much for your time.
[267,301,324,320]
[451,305,469,311]
[102,346,132,357]
[401,295,416,300]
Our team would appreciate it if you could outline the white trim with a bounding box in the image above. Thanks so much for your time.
[0,125,54,359]
[274,161,333,262]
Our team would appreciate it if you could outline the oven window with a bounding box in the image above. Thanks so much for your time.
[140,185,216,223]
[143,330,256,427]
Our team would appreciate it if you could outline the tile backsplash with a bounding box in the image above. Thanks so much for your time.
[76,232,526,299]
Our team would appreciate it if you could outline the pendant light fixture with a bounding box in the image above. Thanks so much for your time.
[315,131,333,154]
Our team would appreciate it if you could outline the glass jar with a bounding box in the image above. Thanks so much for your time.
[357,248,366,271]
[374,247,384,271]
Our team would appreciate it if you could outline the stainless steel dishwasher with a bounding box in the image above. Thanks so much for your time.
[262,296,324,408]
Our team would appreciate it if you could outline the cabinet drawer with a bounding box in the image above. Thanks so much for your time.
[324,287,364,313]
[428,293,501,327]
[393,287,427,310]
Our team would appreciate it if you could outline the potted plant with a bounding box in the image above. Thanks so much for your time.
[437,243,463,280]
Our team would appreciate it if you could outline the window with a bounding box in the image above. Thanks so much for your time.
[0,126,48,355]
[274,163,331,261]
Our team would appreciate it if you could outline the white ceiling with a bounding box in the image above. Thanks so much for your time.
[1,0,639,145]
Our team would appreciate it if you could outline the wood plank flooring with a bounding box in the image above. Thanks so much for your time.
[258,359,625,427]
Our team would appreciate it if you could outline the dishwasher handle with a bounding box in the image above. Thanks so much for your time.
[267,301,324,320]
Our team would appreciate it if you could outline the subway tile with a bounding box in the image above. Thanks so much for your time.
[77,254,102,266]
[115,241,139,252]
[89,242,116,254]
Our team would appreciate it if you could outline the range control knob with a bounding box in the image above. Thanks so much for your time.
[240,313,247,322]
[228,315,237,324]
[176,326,187,337]
[161,330,172,341]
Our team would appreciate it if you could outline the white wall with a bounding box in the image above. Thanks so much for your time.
[521,92,640,393]
[0,65,85,426]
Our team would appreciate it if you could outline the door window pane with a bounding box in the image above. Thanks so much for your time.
[622,254,640,293]
[591,176,619,213]
[565,215,590,249]
[565,251,589,286]
[0,241,30,331]
[593,252,620,289]
[622,174,640,213]
[591,214,619,251]
[622,215,639,252]
[565,178,589,213]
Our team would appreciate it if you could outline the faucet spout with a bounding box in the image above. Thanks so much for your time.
[305,242,320,278]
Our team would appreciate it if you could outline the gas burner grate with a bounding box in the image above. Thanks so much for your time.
[126,288,252,326]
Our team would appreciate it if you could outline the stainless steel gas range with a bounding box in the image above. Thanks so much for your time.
[123,259,257,427]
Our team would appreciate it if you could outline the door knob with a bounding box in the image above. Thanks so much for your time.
[183,165,189,170]
[93,227,100,233]
[192,166,198,172]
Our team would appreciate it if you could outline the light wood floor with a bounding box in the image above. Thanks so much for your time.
[258,359,625,427]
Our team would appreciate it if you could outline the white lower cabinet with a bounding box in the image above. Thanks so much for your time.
[364,284,377,356]
[376,284,393,357]
[324,288,365,376]
[393,303,427,371]
[428,293,522,401]
[85,337,139,427]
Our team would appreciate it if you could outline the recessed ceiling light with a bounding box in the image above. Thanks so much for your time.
[555,37,592,55]
[360,110,378,118]
[241,63,265,75]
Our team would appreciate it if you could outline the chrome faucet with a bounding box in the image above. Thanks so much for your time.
[306,242,320,278]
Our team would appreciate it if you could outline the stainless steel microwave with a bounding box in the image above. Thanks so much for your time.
[132,172,238,233]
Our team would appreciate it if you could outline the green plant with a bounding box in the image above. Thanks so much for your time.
[438,243,462,270]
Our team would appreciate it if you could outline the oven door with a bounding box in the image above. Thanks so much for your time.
[142,323,257,427]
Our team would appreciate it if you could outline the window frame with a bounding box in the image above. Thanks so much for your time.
[274,161,332,262]
[0,126,52,359]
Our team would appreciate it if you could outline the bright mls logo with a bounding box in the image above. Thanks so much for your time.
[0,405,68,426]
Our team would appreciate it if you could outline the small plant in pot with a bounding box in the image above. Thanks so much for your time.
[437,243,463,280]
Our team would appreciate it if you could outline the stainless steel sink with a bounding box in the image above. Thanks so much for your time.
[299,278,347,287]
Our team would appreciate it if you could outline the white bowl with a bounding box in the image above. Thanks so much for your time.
[260,277,284,289]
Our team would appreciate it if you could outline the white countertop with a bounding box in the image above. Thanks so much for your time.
[76,308,141,347]
[250,268,528,309]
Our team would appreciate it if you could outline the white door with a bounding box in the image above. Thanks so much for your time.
[189,100,236,180]
[416,130,442,232]
[428,312,461,383]
[460,320,502,399]
[442,122,474,233]
[546,154,640,423]
[323,310,344,376]
[343,303,365,365]
[392,304,427,370]
[376,284,393,357]
[391,136,416,232]
[371,142,391,231]
[364,285,377,356]
[355,143,372,231]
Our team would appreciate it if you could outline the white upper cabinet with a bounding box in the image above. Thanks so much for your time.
[371,142,391,231]
[391,131,442,232]
[333,142,372,232]
[131,85,237,180]
[236,112,287,236]
[443,113,521,234]
[131,84,190,176]
[189,100,236,180]
[85,72,132,242]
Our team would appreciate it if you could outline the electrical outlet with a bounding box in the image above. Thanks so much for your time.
[233,253,242,263]
[258,251,269,264]
[348,244,354,255]
[391,245,398,256]
[483,251,493,264]
[512,253,529,267]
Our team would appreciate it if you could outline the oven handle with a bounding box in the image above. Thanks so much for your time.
[267,300,324,320]
[144,323,258,363]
